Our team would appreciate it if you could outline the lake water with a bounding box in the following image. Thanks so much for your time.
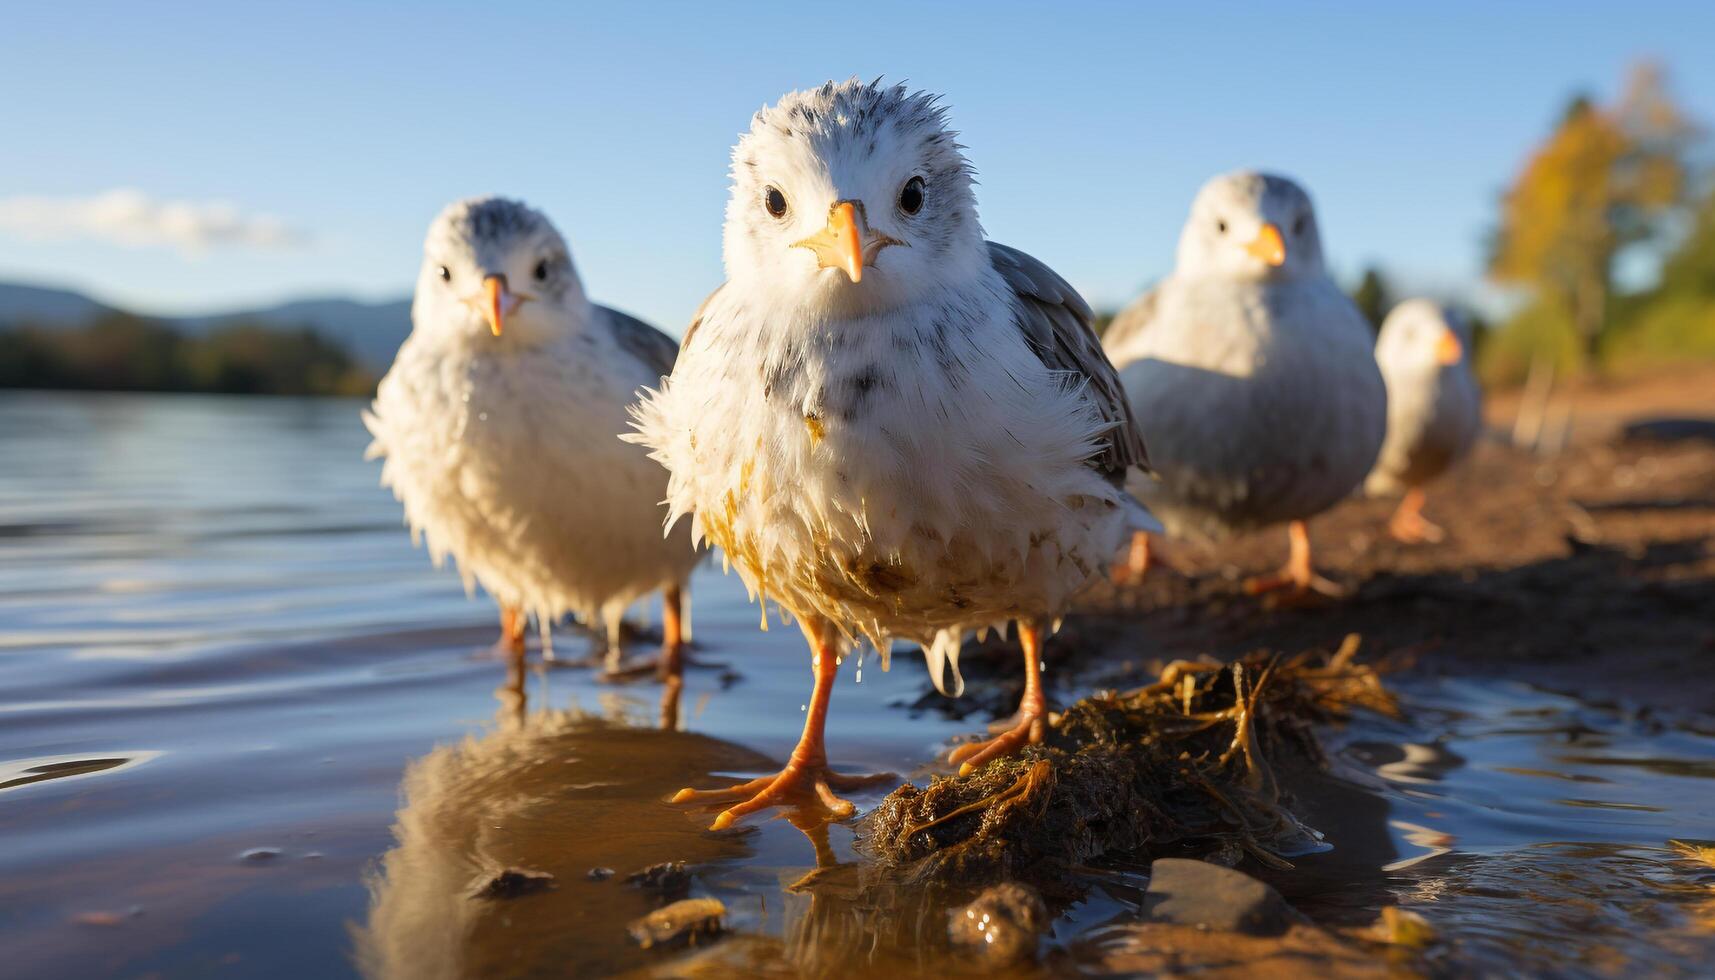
[1,391,1712,977]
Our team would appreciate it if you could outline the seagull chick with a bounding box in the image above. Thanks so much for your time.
[1365,299,1482,543]
[629,79,1152,829]
[366,197,699,685]
[1104,171,1386,597]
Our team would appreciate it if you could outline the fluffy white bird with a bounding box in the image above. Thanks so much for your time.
[1104,171,1386,596]
[365,197,699,679]
[1365,299,1482,542]
[630,79,1151,829]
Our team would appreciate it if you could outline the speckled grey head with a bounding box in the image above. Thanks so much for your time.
[1177,171,1327,281]
[414,196,589,343]
[724,78,988,313]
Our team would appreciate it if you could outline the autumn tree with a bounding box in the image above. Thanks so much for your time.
[1489,63,1696,362]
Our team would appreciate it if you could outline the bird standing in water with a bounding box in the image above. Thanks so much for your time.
[366,198,698,685]
[1104,172,1387,597]
[1366,299,1482,542]
[630,79,1151,828]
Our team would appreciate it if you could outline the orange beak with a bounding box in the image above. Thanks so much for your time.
[1436,328,1464,365]
[482,274,506,337]
[1245,223,1287,267]
[793,200,898,284]
[827,202,863,283]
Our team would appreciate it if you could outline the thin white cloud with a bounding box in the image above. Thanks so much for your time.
[0,189,307,256]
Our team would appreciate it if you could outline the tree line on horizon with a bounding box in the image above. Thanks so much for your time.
[0,314,376,397]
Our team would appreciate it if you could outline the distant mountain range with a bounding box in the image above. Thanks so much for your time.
[0,281,411,370]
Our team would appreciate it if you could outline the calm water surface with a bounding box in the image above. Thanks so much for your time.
[1,392,1711,978]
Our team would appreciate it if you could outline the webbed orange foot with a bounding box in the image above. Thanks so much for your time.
[671,765,896,830]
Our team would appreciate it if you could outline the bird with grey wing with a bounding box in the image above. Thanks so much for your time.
[629,78,1155,830]
[1104,171,1387,598]
[365,197,700,710]
[1366,299,1483,543]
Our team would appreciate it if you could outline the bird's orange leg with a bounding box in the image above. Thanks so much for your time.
[1388,488,1445,544]
[658,585,686,680]
[658,586,686,729]
[1242,520,1345,598]
[497,604,527,658]
[948,620,1049,775]
[493,604,529,724]
[1111,531,1153,585]
[671,616,894,830]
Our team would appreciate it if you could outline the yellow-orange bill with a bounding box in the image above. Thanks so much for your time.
[1437,328,1463,365]
[1245,223,1286,267]
[828,202,863,283]
[482,275,505,336]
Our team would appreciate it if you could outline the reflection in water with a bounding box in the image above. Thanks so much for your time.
[355,706,776,979]
[356,694,1038,979]
[1330,677,1715,975]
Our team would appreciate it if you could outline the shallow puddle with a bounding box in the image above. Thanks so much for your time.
[2,392,1712,977]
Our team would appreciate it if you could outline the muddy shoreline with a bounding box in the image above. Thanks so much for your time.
[929,364,1715,727]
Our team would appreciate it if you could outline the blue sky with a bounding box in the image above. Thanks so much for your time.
[1,1,1711,333]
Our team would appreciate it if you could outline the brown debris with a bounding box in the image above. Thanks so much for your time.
[863,638,1396,886]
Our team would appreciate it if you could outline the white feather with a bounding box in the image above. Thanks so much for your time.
[366,198,697,639]
[627,80,1135,664]
[1366,299,1483,496]
[1107,172,1388,541]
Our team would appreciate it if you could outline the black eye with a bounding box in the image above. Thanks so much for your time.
[898,175,925,215]
[763,185,788,218]
[534,259,549,282]
[1216,219,1228,234]
[436,265,451,282]
[1292,216,1307,236]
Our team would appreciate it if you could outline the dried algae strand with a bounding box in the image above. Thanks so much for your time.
[862,635,1398,887]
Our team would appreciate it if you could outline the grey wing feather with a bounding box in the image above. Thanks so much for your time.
[601,305,678,378]
[989,242,1150,477]
[1100,285,1160,364]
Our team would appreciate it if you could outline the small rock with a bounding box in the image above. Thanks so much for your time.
[947,882,1049,964]
[470,867,556,900]
[239,848,282,863]
[627,897,725,950]
[626,861,692,901]
[1144,858,1303,936]
[587,866,616,881]
[1373,906,1435,948]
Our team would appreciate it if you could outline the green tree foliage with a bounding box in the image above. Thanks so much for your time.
[0,314,374,396]
[1603,182,1715,368]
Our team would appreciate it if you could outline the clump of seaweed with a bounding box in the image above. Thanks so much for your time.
[862,635,1397,886]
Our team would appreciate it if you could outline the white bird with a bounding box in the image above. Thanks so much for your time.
[629,79,1151,829]
[1365,299,1482,543]
[1104,171,1386,596]
[365,197,698,681]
